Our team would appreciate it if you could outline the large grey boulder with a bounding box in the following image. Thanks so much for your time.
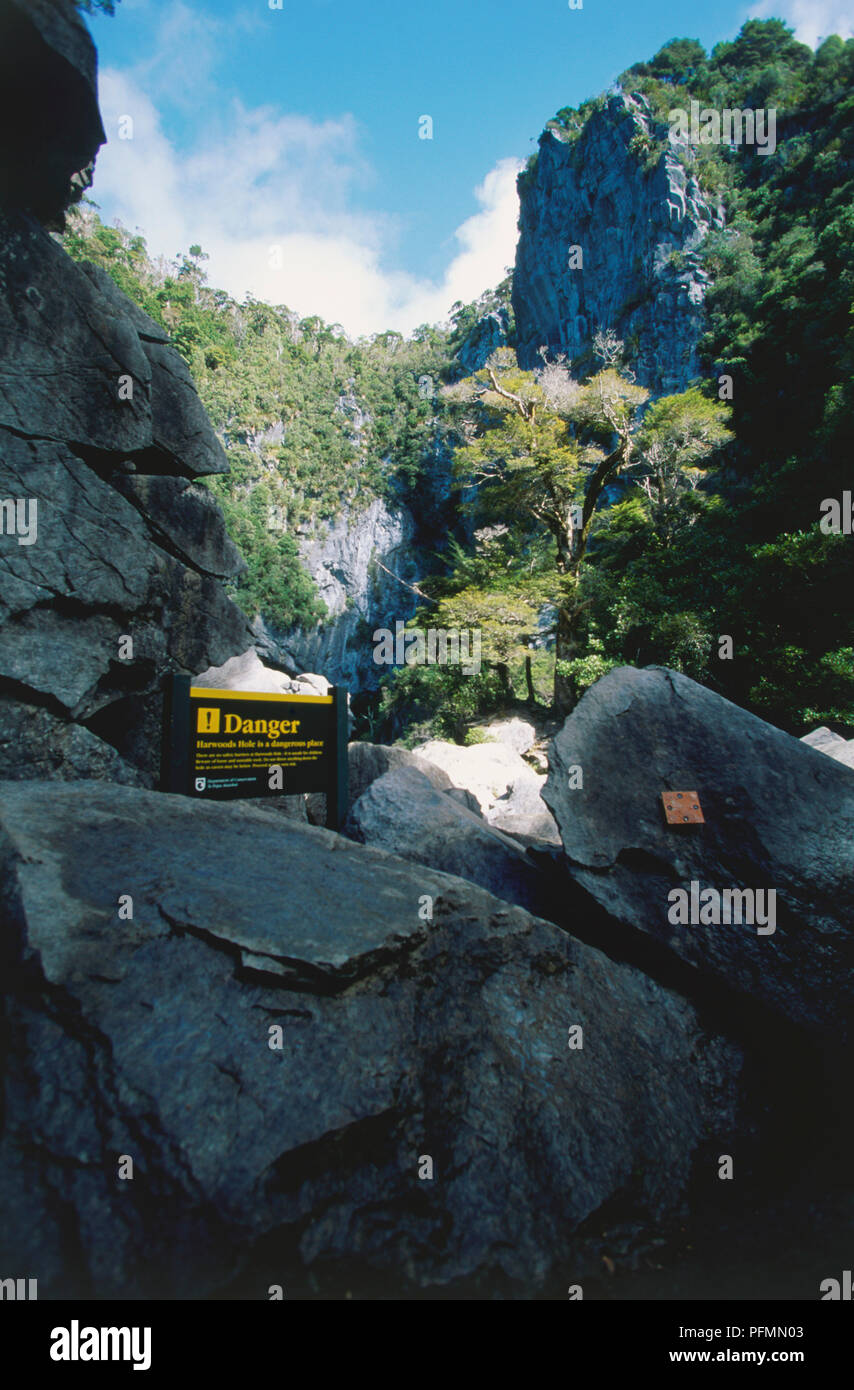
[414,737,559,842]
[0,780,745,1299]
[544,666,854,1038]
[346,764,557,919]
[801,727,854,770]
[441,785,484,816]
[306,740,454,829]
[193,651,336,704]
[346,740,453,805]
[194,648,300,696]
[480,715,537,757]
[294,672,330,696]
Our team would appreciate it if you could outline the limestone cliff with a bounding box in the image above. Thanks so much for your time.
[282,495,420,690]
[278,440,458,693]
[513,92,724,393]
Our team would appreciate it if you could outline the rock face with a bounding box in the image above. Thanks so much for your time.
[544,667,854,1039]
[415,737,559,842]
[345,764,557,919]
[0,0,106,227]
[456,309,511,375]
[282,496,420,691]
[801,726,854,770]
[0,3,254,787]
[112,472,243,579]
[0,780,746,1298]
[278,429,459,699]
[513,92,724,392]
[0,697,144,785]
[0,230,232,474]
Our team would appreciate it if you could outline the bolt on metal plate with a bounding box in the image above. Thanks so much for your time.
[662,790,705,824]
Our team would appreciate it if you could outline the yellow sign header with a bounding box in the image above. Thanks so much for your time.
[190,687,333,704]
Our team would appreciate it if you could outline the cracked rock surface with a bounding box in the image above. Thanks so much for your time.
[345,763,560,922]
[0,207,253,783]
[0,430,253,781]
[544,666,854,1039]
[0,780,745,1298]
[514,92,724,392]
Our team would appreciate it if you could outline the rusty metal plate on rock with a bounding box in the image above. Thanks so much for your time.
[662,790,705,824]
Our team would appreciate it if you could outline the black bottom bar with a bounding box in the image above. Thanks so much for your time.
[8,1297,850,1379]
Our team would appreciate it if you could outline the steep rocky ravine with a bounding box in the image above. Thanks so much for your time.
[1,0,852,1304]
[288,89,723,686]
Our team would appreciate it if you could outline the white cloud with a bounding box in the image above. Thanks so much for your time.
[90,68,521,338]
[746,0,854,47]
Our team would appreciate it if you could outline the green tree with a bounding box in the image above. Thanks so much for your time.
[631,388,733,545]
[448,349,730,712]
[648,38,708,83]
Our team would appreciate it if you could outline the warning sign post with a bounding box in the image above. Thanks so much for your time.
[161,675,349,829]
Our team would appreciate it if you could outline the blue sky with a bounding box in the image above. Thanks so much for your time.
[85,0,854,337]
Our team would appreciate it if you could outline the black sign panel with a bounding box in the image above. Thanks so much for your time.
[161,675,349,828]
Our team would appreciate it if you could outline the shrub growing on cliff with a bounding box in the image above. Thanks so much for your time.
[61,205,459,637]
